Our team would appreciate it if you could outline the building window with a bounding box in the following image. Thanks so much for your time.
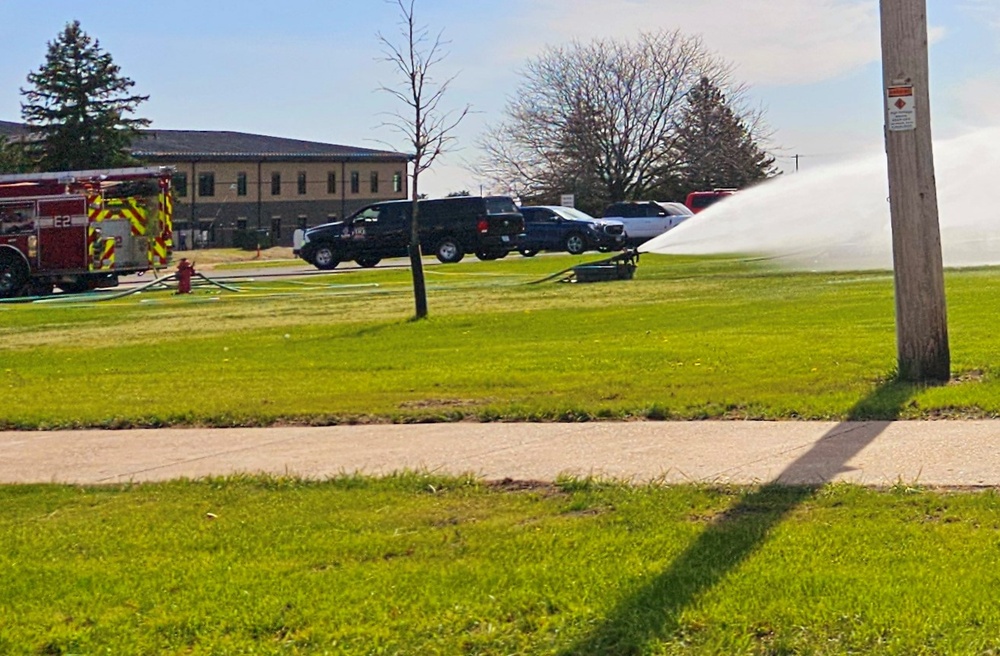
[173,172,188,197]
[271,217,282,240]
[393,171,403,193]
[327,171,337,194]
[297,171,307,195]
[370,171,379,193]
[271,172,281,196]
[198,172,215,197]
[236,172,247,196]
[350,171,359,194]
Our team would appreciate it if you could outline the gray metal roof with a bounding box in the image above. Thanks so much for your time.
[133,130,411,162]
[0,120,28,138]
[0,122,411,161]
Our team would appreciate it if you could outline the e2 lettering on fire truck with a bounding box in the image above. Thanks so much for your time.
[0,167,174,298]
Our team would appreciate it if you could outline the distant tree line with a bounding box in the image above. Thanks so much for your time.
[477,30,777,215]
[3,21,778,223]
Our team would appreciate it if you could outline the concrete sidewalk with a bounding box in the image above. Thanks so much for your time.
[2,420,999,486]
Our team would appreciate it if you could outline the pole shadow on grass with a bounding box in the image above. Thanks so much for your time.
[560,378,921,655]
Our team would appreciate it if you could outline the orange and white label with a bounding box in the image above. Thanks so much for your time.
[887,86,916,131]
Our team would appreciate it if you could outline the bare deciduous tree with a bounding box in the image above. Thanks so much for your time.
[478,30,767,215]
[377,0,469,319]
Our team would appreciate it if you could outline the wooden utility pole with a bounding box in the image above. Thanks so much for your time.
[880,0,950,382]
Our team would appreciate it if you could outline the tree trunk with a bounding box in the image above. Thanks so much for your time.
[409,175,428,319]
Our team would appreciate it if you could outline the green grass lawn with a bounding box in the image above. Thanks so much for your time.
[2,253,1000,428]
[5,475,1000,655]
[7,253,1000,654]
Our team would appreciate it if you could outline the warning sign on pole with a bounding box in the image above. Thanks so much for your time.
[887,85,916,131]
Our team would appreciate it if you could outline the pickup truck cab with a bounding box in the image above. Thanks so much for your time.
[296,196,524,269]
[602,201,693,247]
[685,189,735,213]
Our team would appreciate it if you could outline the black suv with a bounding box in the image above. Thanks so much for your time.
[296,196,524,269]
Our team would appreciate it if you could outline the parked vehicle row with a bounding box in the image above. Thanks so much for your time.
[294,192,731,270]
[296,196,523,269]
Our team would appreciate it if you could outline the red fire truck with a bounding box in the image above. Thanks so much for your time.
[0,167,173,298]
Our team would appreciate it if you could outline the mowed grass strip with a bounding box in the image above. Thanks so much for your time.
[2,254,1000,428]
[4,476,1000,654]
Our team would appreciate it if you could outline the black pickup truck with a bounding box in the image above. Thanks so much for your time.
[296,196,524,269]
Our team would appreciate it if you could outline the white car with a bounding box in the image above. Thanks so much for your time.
[602,201,693,246]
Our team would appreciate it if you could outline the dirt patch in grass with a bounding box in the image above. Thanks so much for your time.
[183,247,297,268]
[398,398,483,409]
[950,369,987,385]
[486,478,560,493]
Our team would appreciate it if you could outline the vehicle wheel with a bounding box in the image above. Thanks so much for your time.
[519,249,538,257]
[56,278,92,294]
[565,233,587,255]
[0,252,29,299]
[475,250,504,261]
[312,245,340,270]
[435,237,464,263]
[29,279,54,296]
[355,257,381,268]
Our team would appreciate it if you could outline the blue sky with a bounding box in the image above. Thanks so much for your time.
[1,1,998,196]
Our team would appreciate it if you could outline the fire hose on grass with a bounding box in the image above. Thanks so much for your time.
[0,267,242,304]
[528,249,639,285]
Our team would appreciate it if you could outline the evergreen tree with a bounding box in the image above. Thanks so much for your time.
[0,136,33,174]
[674,77,776,193]
[20,20,149,171]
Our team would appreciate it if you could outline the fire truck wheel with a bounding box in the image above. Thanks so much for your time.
[56,279,91,294]
[29,280,53,297]
[0,252,29,299]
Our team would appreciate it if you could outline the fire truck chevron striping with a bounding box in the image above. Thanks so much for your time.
[86,224,117,271]
[0,167,174,298]
[153,188,173,265]
[89,196,149,236]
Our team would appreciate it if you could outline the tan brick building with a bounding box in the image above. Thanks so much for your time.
[132,130,410,248]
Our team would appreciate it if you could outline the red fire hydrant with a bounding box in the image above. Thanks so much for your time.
[176,257,195,294]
